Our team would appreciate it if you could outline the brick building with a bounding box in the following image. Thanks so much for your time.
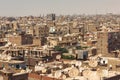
[8,34,33,45]
[97,30,120,55]
[0,70,28,80]
[28,73,61,80]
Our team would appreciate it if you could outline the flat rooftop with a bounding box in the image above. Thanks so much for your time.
[0,75,3,80]
[0,60,25,64]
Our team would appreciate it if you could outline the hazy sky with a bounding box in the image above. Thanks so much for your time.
[0,0,120,16]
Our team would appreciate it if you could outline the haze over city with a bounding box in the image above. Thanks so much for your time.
[0,0,120,16]
[0,0,120,80]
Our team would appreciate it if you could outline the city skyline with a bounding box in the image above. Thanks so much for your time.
[0,0,120,16]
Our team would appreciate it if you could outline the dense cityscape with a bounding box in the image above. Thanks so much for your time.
[0,0,120,80]
[0,13,119,80]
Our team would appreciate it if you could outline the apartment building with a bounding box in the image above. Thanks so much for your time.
[97,30,120,54]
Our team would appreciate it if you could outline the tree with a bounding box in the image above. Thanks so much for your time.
[54,46,68,53]
[62,55,75,60]
[76,46,83,50]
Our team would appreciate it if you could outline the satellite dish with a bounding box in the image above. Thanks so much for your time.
[7,55,12,61]
[26,67,32,73]
[43,45,47,50]
[25,50,28,53]
[8,42,12,45]
[4,38,8,41]
[83,69,92,78]
[68,67,79,77]
[89,60,98,68]
[75,61,82,67]
[63,68,71,74]
[2,54,7,61]
[79,67,84,73]
[20,69,26,73]
[19,66,22,69]
[34,65,38,71]
[100,58,108,64]
[3,67,6,70]
[56,55,61,60]
[89,71,100,80]
[102,69,108,77]
[61,74,66,80]
[38,61,42,66]
[59,65,63,69]
[53,65,57,68]
[13,44,17,47]
[49,27,56,33]
[71,65,74,68]
[42,68,47,73]
[13,33,16,36]
[59,37,62,41]
[54,71,62,78]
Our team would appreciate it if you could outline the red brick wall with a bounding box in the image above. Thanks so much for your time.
[13,73,28,80]
[28,73,62,80]
[29,73,41,79]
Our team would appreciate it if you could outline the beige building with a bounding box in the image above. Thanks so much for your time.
[8,34,33,46]
[47,33,81,47]
[97,30,120,55]
[33,37,41,46]
[34,24,49,38]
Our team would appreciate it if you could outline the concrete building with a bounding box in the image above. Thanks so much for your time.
[0,70,28,80]
[34,24,49,38]
[8,34,33,45]
[97,30,120,55]
[47,33,81,47]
